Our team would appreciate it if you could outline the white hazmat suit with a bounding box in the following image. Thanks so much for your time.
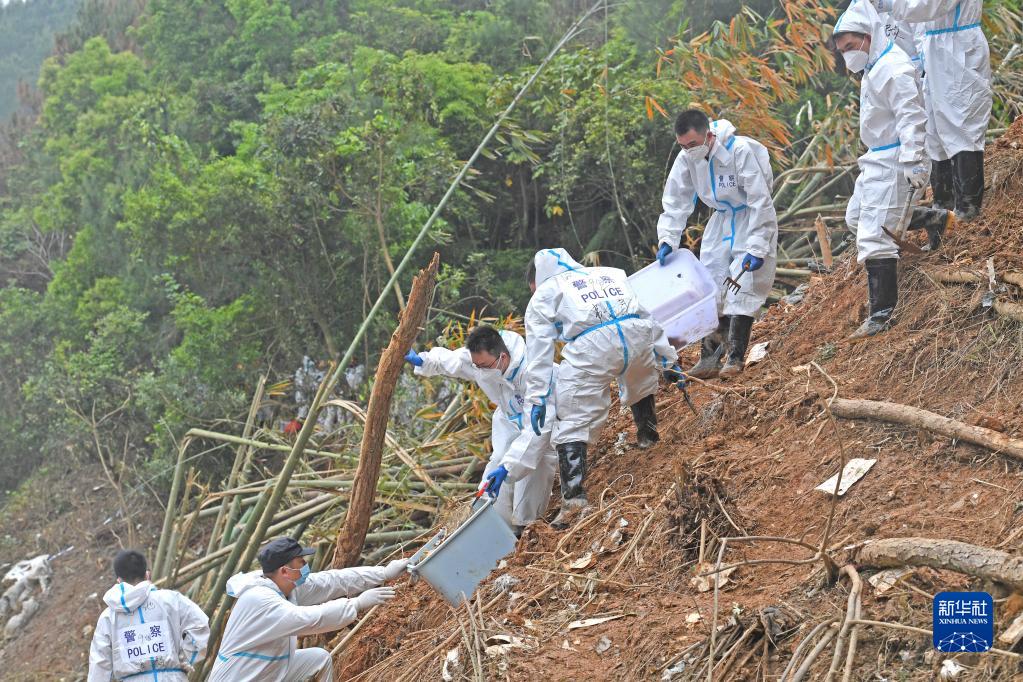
[414,330,558,527]
[208,567,391,682]
[656,119,778,318]
[838,0,929,262]
[883,0,990,160]
[88,581,209,682]
[524,249,678,446]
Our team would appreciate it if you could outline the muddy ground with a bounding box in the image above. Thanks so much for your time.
[331,119,1023,681]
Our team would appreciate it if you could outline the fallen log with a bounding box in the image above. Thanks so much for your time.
[858,538,1023,592]
[333,253,440,568]
[993,298,1023,322]
[829,398,1023,463]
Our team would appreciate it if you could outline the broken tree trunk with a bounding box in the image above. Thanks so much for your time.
[859,538,1023,592]
[829,398,1023,463]
[332,253,440,568]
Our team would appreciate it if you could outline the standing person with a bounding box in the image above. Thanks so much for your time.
[88,550,209,682]
[655,111,779,379]
[405,325,558,533]
[208,537,407,682]
[871,0,991,219]
[523,248,678,528]
[832,0,955,338]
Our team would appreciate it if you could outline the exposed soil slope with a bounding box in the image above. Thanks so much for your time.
[334,119,1023,682]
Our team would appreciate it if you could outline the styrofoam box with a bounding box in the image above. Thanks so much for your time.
[628,249,719,345]
[407,496,517,606]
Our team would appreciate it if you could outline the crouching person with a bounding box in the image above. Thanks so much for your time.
[208,537,407,682]
[405,325,558,534]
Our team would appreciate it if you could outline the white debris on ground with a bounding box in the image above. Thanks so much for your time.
[1,554,52,640]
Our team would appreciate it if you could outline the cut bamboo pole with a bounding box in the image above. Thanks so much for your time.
[153,436,192,580]
[210,376,267,565]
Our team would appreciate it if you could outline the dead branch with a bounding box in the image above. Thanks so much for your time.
[849,619,1021,660]
[826,565,861,682]
[332,253,440,567]
[780,620,837,682]
[829,397,1023,463]
[858,537,1023,592]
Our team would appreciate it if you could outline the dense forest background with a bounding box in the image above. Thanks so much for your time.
[0,0,1020,499]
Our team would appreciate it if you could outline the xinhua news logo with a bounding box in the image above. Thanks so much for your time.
[933,591,993,653]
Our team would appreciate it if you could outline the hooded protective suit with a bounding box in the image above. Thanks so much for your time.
[414,330,558,526]
[656,119,778,318]
[524,249,678,446]
[884,0,990,160]
[208,567,389,682]
[879,11,924,74]
[837,0,928,261]
[88,581,209,682]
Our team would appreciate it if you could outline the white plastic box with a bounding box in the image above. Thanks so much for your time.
[628,249,719,345]
[407,496,517,606]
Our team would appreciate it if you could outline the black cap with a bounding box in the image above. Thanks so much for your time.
[257,537,315,573]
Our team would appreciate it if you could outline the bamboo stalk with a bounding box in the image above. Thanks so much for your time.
[153,436,192,580]
[209,376,267,576]
[185,427,348,461]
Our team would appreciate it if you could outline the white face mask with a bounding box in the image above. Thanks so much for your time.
[843,49,869,73]
[684,134,710,161]
[842,35,869,73]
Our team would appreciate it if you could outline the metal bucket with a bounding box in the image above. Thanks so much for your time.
[407,496,517,606]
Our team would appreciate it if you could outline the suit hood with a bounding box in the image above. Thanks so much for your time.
[532,248,585,286]
[833,0,889,62]
[709,119,737,150]
[103,580,154,613]
[225,570,282,599]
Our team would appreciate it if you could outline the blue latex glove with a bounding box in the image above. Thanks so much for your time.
[656,243,673,266]
[741,254,764,272]
[404,349,423,367]
[484,465,509,498]
[663,365,687,391]
[530,403,546,436]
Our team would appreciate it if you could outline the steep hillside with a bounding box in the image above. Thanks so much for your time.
[333,121,1023,681]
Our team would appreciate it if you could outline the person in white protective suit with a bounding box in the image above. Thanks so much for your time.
[655,111,778,379]
[88,550,209,682]
[871,0,991,219]
[208,537,407,682]
[523,248,679,528]
[832,0,958,338]
[404,325,558,533]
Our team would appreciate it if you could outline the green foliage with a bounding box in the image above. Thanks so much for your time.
[8,0,1015,502]
[0,0,80,120]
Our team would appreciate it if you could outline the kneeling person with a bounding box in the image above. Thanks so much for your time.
[208,537,407,682]
[524,248,679,528]
[89,550,210,681]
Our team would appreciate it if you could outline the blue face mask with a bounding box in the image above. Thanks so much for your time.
[289,563,310,587]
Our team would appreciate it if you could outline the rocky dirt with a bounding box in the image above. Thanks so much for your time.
[332,119,1023,681]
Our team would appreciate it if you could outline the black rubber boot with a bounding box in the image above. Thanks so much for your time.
[850,258,898,338]
[952,150,984,220]
[688,317,728,379]
[718,315,754,378]
[552,442,588,530]
[630,394,659,449]
[930,158,955,210]
[908,206,953,250]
